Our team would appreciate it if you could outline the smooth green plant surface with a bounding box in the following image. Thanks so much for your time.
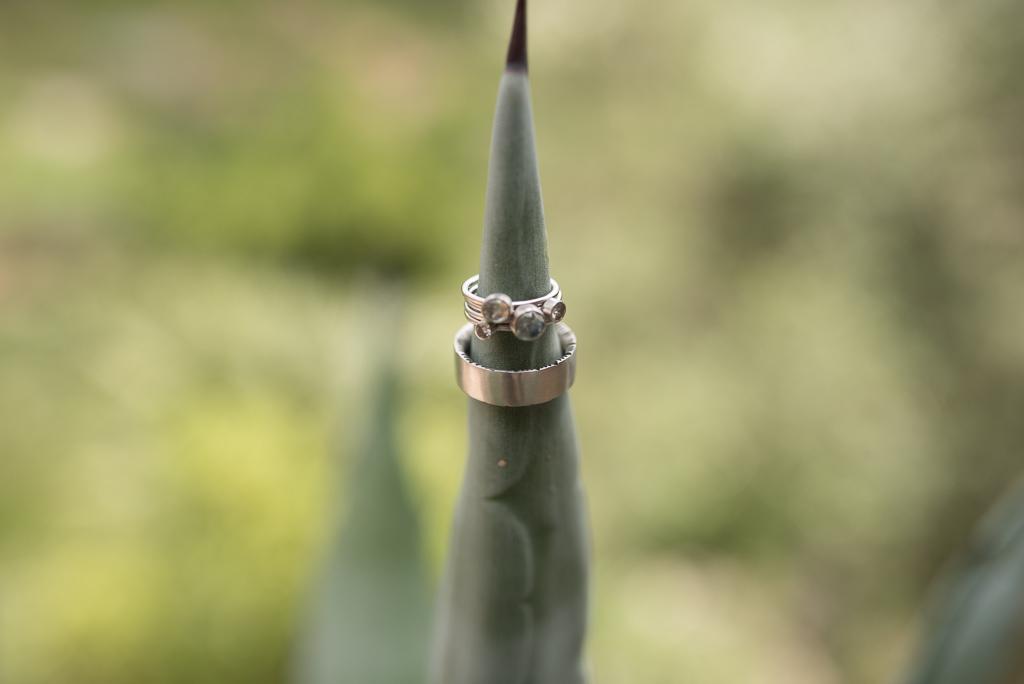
[430,6,589,680]
[292,303,431,684]
[903,483,1024,684]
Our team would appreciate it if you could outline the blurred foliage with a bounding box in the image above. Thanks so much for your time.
[1,0,1023,683]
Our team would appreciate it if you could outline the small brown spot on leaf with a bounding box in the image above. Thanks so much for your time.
[497,458,509,469]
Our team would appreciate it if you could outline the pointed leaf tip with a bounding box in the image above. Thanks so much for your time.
[506,0,527,72]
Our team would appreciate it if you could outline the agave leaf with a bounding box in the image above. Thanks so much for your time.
[292,301,430,684]
[903,482,1024,684]
[430,3,589,683]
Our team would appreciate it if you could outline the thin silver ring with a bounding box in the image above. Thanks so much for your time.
[462,275,560,311]
[461,275,566,341]
[454,322,577,407]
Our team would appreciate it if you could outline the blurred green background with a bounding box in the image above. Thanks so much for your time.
[2,0,1023,682]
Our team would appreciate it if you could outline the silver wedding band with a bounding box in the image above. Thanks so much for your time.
[454,322,577,407]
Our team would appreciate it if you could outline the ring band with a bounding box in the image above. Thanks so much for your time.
[461,275,567,342]
[454,322,577,407]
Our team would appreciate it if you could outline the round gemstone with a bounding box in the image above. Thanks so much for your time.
[481,293,513,325]
[512,306,546,341]
[546,301,566,323]
[474,324,493,341]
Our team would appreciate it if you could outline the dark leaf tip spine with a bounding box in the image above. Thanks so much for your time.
[506,0,528,72]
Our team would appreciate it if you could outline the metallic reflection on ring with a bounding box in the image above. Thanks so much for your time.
[461,275,565,341]
[453,322,577,407]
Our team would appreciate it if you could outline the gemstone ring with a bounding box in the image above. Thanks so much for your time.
[461,275,566,342]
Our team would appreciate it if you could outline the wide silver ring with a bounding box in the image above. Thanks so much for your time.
[462,275,567,342]
[454,322,577,407]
